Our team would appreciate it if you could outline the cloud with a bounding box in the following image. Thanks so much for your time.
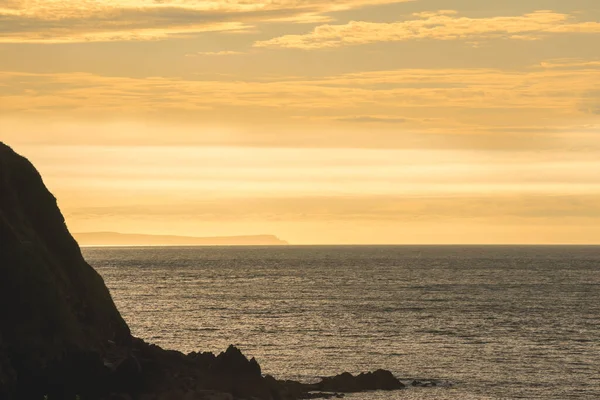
[335,116,407,123]
[541,59,600,69]
[0,64,595,112]
[0,0,410,43]
[0,59,598,149]
[254,10,600,49]
[580,103,600,115]
[60,194,600,222]
[186,51,245,56]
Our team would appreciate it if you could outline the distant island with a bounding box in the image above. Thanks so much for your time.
[74,232,289,246]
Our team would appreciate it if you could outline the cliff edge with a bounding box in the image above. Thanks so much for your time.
[0,143,131,398]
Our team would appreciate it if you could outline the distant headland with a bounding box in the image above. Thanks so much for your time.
[74,231,289,246]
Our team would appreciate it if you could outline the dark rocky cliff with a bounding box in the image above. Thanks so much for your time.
[0,142,131,397]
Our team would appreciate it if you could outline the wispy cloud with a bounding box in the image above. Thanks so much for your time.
[255,10,600,49]
[186,51,245,56]
[334,116,407,124]
[541,59,600,69]
[63,194,600,221]
[0,0,411,43]
[1,62,596,115]
[1,60,598,149]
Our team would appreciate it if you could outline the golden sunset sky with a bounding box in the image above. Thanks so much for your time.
[1,0,599,244]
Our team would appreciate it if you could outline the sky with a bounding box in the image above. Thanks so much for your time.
[1,0,599,244]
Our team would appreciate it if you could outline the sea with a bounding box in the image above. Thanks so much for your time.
[82,245,600,399]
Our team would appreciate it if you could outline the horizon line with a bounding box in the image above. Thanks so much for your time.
[80,243,600,247]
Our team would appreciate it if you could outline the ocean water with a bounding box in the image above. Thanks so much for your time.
[82,246,600,399]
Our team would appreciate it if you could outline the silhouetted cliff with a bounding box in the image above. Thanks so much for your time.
[0,143,131,397]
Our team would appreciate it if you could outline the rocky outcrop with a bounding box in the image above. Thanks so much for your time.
[128,343,407,400]
[131,342,291,400]
[314,370,405,392]
[0,142,411,400]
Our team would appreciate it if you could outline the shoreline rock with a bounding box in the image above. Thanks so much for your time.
[314,370,406,393]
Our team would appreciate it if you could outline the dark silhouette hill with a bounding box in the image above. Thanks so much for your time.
[0,142,415,399]
[74,232,288,246]
[0,143,131,398]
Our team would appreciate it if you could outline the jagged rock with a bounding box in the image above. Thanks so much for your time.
[188,351,217,368]
[315,369,405,393]
[124,339,279,400]
[212,345,262,376]
[206,345,271,400]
